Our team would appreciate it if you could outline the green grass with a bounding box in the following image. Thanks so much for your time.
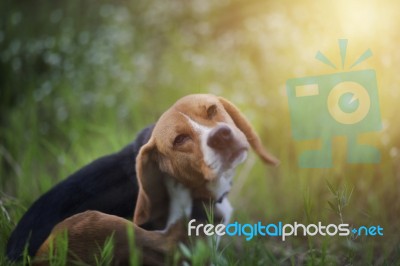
[1,0,400,265]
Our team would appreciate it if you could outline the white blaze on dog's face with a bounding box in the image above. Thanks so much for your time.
[134,94,279,226]
[178,111,248,201]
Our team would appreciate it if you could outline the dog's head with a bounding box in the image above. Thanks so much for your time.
[134,94,278,227]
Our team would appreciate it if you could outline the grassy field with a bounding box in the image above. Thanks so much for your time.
[1,0,400,265]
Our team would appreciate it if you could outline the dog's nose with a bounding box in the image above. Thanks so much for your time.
[207,125,233,149]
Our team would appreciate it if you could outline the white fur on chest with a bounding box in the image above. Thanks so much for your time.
[216,197,233,225]
[164,177,233,231]
[206,170,233,202]
[164,178,192,230]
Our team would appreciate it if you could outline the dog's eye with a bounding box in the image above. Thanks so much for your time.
[207,104,217,119]
[173,134,190,146]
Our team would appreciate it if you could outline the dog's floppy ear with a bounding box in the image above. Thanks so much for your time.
[218,97,279,166]
[134,138,168,227]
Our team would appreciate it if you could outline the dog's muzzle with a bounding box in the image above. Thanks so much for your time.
[207,124,249,164]
[207,125,234,149]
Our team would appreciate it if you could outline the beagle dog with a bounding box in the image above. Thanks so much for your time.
[10,94,278,265]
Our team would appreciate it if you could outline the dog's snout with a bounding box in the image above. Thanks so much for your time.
[207,125,233,149]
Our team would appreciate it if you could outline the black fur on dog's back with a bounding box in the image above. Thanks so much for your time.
[6,125,154,261]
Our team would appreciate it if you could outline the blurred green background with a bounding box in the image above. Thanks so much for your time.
[1,0,400,264]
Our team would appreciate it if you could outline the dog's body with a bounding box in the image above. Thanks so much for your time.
[6,125,154,260]
[8,94,278,265]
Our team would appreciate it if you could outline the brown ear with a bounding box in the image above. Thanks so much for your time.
[133,138,168,227]
[218,96,279,166]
